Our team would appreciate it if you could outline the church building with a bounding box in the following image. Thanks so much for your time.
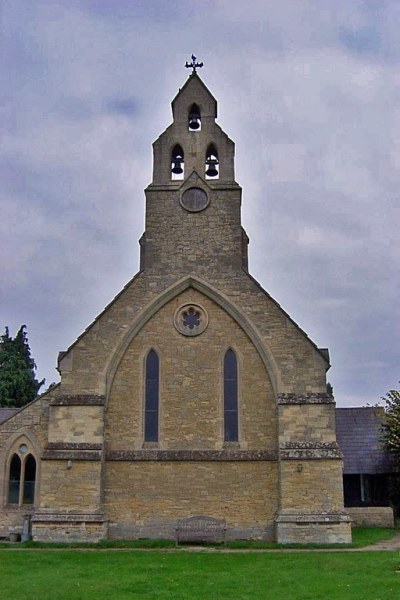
[0,64,351,544]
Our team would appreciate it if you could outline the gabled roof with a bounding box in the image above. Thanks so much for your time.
[336,407,394,474]
[0,407,20,424]
[171,72,217,119]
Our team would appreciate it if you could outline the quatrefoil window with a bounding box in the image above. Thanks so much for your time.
[174,303,208,337]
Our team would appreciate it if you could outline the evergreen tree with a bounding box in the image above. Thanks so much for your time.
[381,384,400,472]
[0,325,45,407]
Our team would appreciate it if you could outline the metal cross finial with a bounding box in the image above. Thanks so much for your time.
[185,54,204,73]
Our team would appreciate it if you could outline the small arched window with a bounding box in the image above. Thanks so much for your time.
[188,103,201,131]
[224,349,238,442]
[144,350,159,442]
[8,454,21,504]
[171,144,184,180]
[205,144,219,179]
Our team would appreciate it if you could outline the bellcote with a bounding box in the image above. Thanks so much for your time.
[151,72,236,185]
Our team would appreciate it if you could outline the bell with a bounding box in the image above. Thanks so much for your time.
[188,116,200,130]
[171,159,183,175]
[205,157,218,177]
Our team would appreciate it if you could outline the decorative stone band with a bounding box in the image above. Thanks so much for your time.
[43,442,102,461]
[275,511,351,524]
[45,442,103,450]
[280,441,343,460]
[50,395,106,406]
[106,449,278,461]
[32,511,107,524]
[277,393,334,405]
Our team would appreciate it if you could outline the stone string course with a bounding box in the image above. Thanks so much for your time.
[106,449,278,461]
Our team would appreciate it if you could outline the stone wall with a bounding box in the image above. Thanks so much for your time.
[0,388,58,537]
[106,288,277,452]
[104,461,278,540]
[348,507,395,528]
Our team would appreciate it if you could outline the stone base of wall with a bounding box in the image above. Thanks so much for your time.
[0,506,35,539]
[348,507,395,528]
[108,520,275,541]
[275,511,352,544]
[32,510,107,542]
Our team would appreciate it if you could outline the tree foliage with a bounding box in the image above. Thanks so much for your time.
[0,325,45,408]
[381,385,400,471]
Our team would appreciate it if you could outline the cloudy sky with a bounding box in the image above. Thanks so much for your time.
[1,0,399,406]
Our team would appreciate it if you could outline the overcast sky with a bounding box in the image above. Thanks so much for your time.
[1,0,399,406]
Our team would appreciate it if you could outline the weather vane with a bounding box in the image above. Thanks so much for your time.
[185,54,203,73]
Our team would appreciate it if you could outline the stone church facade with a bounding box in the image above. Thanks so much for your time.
[0,71,351,544]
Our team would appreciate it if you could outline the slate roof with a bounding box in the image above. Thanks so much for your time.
[0,408,20,424]
[336,407,394,474]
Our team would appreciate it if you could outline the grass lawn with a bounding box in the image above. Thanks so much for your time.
[0,550,399,600]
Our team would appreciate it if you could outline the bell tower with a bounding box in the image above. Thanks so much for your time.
[140,63,249,274]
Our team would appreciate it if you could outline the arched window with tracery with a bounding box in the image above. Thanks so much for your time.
[144,350,159,442]
[224,349,238,442]
[7,449,37,506]
[171,144,184,180]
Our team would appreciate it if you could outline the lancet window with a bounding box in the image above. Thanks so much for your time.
[144,350,159,442]
[224,349,238,442]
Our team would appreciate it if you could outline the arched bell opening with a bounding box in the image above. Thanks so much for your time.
[171,144,184,180]
[205,144,219,179]
[188,103,201,131]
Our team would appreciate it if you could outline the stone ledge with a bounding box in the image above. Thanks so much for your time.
[32,511,107,524]
[277,393,334,405]
[280,448,343,459]
[276,511,351,524]
[42,450,102,460]
[45,442,103,450]
[280,441,343,460]
[282,441,339,449]
[50,395,106,406]
[106,449,278,461]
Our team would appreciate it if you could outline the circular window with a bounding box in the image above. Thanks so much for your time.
[174,304,209,336]
[19,444,28,454]
[180,187,209,212]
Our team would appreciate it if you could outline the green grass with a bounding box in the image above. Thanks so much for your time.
[351,526,397,547]
[0,526,395,550]
[0,550,399,599]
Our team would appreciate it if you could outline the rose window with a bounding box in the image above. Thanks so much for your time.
[174,303,208,336]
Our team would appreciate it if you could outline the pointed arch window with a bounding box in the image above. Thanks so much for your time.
[144,350,159,442]
[224,349,238,442]
[205,144,219,179]
[188,103,201,131]
[7,452,36,505]
[23,455,36,504]
[171,144,184,180]
[8,454,21,504]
